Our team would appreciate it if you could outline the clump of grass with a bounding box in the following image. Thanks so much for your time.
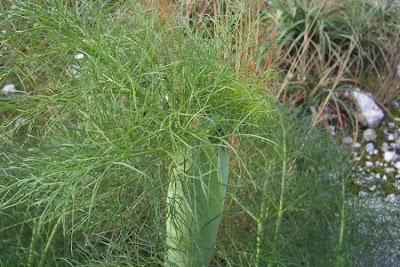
[0,1,398,266]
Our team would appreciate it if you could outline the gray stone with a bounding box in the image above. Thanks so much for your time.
[385,167,395,174]
[366,142,375,153]
[382,142,390,152]
[343,136,353,145]
[395,161,400,170]
[348,88,384,128]
[74,53,84,60]
[388,133,396,141]
[384,151,396,162]
[385,194,399,203]
[363,128,377,141]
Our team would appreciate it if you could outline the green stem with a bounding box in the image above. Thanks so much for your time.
[28,218,38,267]
[38,216,62,267]
[165,141,229,267]
[269,126,288,267]
[256,167,270,267]
[336,175,346,266]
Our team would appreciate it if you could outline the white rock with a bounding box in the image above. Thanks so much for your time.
[384,127,389,135]
[365,161,374,167]
[354,142,361,148]
[74,53,85,60]
[343,136,353,145]
[1,84,16,93]
[395,161,400,170]
[385,167,395,174]
[384,151,396,162]
[369,185,377,191]
[366,142,375,153]
[359,191,368,197]
[385,194,398,203]
[388,133,396,141]
[363,128,377,141]
[14,117,24,128]
[287,72,296,80]
[329,125,335,136]
[348,88,384,128]
[382,175,388,181]
[373,149,379,154]
[388,122,395,128]
[396,181,400,190]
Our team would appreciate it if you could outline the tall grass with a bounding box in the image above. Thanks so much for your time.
[0,0,398,266]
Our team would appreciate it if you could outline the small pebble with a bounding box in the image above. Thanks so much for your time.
[74,53,85,60]
[388,133,396,141]
[395,161,400,170]
[363,128,377,142]
[343,136,353,145]
[385,194,398,203]
[365,161,373,167]
[384,151,396,162]
[369,185,377,191]
[359,191,368,197]
[385,168,395,174]
[14,117,24,128]
[1,84,16,93]
[329,126,336,136]
[381,142,389,152]
[373,149,379,154]
[382,175,388,181]
[395,181,400,190]
[287,72,296,80]
[366,143,375,153]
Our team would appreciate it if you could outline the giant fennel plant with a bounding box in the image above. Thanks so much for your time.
[1,1,359,266]
[0,1,276,266]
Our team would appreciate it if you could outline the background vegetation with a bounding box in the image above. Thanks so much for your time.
[1,0,399,266]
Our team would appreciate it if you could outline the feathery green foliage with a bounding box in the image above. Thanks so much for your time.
[0,1,399,266]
